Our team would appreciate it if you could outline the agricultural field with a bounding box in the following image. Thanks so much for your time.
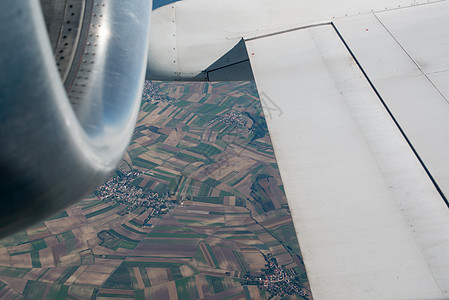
[0,81,311,299]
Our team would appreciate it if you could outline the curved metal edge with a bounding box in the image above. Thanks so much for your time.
[0,0,151,238]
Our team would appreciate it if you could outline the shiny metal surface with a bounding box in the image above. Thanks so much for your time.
[0,0,151,237]
[146,0,442,81]
[41,0,86,82]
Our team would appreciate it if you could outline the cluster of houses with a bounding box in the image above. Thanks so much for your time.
[243,254,308,298]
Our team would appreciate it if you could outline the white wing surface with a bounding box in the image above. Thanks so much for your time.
[246,3,449,298]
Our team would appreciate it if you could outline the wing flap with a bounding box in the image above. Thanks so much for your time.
[246,21,449,299]
[334,2,449,202]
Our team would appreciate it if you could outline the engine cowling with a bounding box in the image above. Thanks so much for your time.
[0,0,151,238]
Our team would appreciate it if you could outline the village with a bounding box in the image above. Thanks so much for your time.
[94,169,174,225]
[94,169,310,299]
[243,253,308,298]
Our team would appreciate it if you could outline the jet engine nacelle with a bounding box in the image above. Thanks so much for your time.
[146,1,255,82]
[0,0,151,238]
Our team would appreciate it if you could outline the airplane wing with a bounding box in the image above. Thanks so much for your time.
[147,0,449,298]
[245,9,449,298]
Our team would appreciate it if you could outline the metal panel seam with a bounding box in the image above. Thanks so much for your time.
[372,13,449,103]
[244,22,331,42]
[331,21,449,208]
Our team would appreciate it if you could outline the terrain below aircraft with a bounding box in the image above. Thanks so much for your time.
[1,0,449,298]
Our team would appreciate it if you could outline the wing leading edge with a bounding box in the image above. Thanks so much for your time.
[245,5,449,298]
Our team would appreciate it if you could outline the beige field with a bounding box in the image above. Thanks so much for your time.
[39,247,55,267]
[139,149,171,163]
[90,214,124,232]
[261,215,292,230]
[8,242,31,254]
[66,206,84,215]
[180,265,195,277]
[75,271,110,286]
[167,280,179,300]
[45,216,87,235]
[10,253,31,268]
[195,274,206,298]
[133,267,145,289]
[146,267,169,285]
[72,226,96,249]
[270,245,287,256]
[276,252,294,266]
[156,165,181,176]
[242,250,266,270]
[257,234,277,245]
[0,248,9,267]
[247,286,263,300]
[27,230,52,241]
[85,263,116,274]
[225,216,250,227]
[58,253,81,266]
[164,130,186,147]
[149,282,170,299]
[142,113,164,125]
[65,265,89,285]
[44,235,59,248]
[38,267,64,282]
[0,276,26,294]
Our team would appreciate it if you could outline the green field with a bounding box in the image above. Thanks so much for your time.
[121,261,183,268]
[152,226,193,232]
[46,210,69,221]
[193,196,224,204]
[121,224,147,235]
[56,230,75,242]
[109,229,141,244]
[142,239,199,245]
[103,267,134,289]
[31,239,47,251]
[205,244,220,269]
[85,205,117,218]
[117,240,138,250]
[176,277,199,299]
[0,230,28,247]
[188,143,221,157]
[206,275,225,294]
[31,251,41,268]
[146,232,208,239]
[44,284,69,300]
[174,152,202,163]
[0,267,30,278]
[128,146,148,158]
[23,281,47,299]
[133,157,158,170]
